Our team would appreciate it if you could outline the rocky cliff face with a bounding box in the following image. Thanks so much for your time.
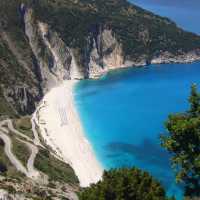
[23,8,129,81]
[0,29,42,117]
[23,6,200,82]
[23,6,84,92]
[83,25,147,78]
[84,25,124,78]
[4,86,37,115]
[23,8,146,81]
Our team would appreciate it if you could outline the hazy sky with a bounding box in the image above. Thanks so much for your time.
[129,0,200,34]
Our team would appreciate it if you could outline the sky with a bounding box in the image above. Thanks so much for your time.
[129,0,200,34]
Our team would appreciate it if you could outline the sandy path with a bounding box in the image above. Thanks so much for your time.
[17,138,40,179]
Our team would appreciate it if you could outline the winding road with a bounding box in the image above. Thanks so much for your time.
[18,138,40,179]
[0,119,41,180]
[0,120,33,143]
[0,132,28,176]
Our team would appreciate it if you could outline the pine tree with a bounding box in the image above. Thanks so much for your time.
[161,84,200,198]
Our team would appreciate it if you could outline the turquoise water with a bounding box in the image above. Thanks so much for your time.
[75,62,200,199]
[74,1,200,199]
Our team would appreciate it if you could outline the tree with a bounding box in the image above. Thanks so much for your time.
[79,168,174,200]
[161,85,200,197]
[189,84,200,116]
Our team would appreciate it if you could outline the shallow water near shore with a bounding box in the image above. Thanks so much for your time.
[74,62,200,199]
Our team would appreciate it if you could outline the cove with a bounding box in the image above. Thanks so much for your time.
[74,62,200,199]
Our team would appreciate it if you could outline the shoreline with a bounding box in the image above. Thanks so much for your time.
[84,57,200,80]
[34,80,103,187]
[32,59,200,187]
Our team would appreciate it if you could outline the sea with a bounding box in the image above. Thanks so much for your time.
[74,1,200,199]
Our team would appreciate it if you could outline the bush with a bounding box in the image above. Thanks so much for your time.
[79,168,174,200]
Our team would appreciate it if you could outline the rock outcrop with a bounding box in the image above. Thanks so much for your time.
[4,86,37,115]
[24,7,84,92]
[151,50,200,64]
[23,10,147,81]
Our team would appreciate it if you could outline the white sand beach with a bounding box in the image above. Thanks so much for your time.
[34,80,103,187]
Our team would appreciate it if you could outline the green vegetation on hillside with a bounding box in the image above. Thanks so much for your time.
[13,117,34,139]
[35,148,79,185]
[12,137,30,167]
[1,0,200,64]
[161,84,200,198]
[0,0,40,117]
[79,168,174,200]
[31,0,200,58]
[0,7,37,89]
[0,40,23,118]
[0,92,15,118]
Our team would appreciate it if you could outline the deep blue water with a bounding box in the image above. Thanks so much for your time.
[74,1,200,199]
[75,63,200,199]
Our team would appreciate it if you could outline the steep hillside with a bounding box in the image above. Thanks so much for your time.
[0,117,79,200]
[1,0,200,116]
[0,0,42,117]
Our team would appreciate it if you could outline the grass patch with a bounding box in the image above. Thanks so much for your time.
[0,97,15,117]
[0,88,16,118]
[12,136,30,168]
[35,149,79,185]
[13,116,34,139]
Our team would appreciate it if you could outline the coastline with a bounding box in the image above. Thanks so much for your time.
[33,80,103,187]
[31,58,200,187]
[85,52,200,80]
